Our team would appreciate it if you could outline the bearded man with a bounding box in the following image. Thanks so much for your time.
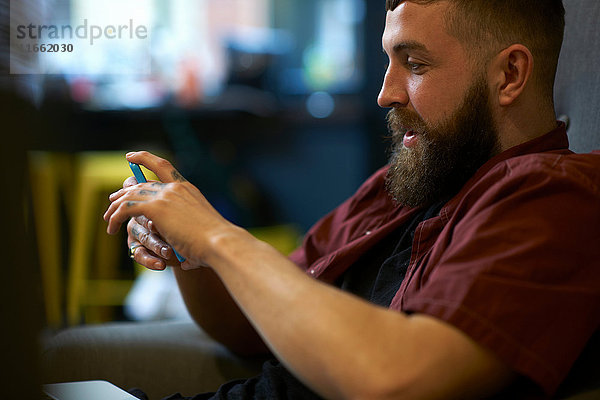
[102,0,600,398]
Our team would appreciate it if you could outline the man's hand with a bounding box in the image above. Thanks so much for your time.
[104,151,235,270]
[127,216,179,270]
[109,152,269,356]
[117,172,177,270]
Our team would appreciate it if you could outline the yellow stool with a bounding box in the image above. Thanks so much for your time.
[29,152,74,327]
[30,150,300,327]
[248,224,302,256]
[67,152,157,325]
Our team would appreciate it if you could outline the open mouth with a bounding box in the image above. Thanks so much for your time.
[403,130,419,148]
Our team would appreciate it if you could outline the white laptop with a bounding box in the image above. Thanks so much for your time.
[43,380,140,400]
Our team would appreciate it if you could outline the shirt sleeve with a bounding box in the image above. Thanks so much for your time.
[402,154,600,395]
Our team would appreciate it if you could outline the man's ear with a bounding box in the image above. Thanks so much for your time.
[490,44,534,106]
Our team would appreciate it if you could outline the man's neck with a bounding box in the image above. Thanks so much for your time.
[496,104,558,153]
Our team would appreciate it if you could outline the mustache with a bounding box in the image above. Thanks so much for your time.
[386,108,428,138]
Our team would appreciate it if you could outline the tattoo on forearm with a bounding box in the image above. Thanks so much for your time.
[171,170,187,182]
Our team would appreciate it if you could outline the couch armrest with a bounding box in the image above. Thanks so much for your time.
[42,320,267,399]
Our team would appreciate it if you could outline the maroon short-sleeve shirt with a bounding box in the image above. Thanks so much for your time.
[288,123,600,395]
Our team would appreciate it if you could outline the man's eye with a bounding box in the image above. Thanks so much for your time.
[407,62,424,72]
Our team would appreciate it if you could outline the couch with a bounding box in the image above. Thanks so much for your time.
[42,0,600,398]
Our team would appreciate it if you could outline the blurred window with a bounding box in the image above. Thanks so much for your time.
[36,0,364,109]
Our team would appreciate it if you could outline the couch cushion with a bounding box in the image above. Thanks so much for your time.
[554,0,600,153]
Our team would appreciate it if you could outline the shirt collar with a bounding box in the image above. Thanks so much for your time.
[441,121,570,215]
[489,121,569,163]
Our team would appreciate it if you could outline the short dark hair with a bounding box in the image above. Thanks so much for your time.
[385,0,565,100]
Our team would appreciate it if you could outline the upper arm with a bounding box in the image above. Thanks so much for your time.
[400,156,600,396]
[393,313,516,400]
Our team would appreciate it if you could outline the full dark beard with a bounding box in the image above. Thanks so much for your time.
[385,77,500,208]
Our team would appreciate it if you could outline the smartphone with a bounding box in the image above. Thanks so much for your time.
[129,162,186,263]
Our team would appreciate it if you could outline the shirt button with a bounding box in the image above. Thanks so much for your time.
[365,230,372,236]
[310,269,316,275]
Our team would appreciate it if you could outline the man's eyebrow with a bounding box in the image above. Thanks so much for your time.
[383,40,430,54]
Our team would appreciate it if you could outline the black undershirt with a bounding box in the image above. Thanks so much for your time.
[338,200,444,308]
[158,202,444,400]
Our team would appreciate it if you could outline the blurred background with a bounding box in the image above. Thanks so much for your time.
[1,0,392,339]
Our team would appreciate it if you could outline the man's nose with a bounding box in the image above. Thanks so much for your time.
[377,66,409,108]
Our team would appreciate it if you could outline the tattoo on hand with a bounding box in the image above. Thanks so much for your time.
[139,190,158,196]
[131,225,141,240]
[127,201,136,208]
[171,170,187,182]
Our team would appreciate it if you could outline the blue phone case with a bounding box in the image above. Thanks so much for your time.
[129,162,186,263]
[129,162,147,185]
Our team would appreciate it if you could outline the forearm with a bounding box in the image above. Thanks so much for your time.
[173,266,270,356]
[204,227,514,400]
[206,227,420,399]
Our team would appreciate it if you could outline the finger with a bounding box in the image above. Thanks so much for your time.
[104,192,129,222]
[128,218,172,259]
[113,178,164,201]
[129,242,166,271]
[104,184,160,221]
[109,188,125,202]
[136,216,159,234]
[123,176,138,188]
[134,215,151,231]
[106,200,145,234]
[125,176,160,188]
[148,219,157,233]
[126,151,187,184]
